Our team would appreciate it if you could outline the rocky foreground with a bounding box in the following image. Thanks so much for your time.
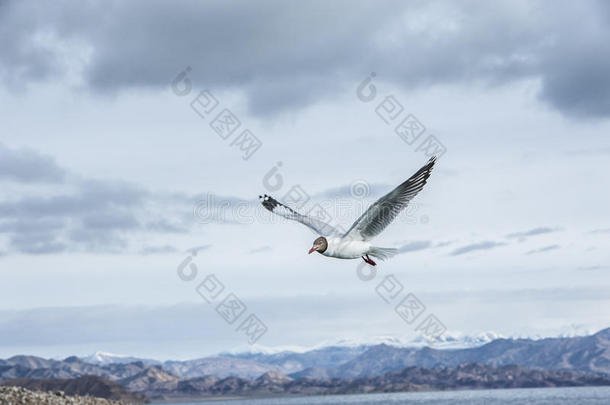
[0,386,126,405]
[0,376,146,404]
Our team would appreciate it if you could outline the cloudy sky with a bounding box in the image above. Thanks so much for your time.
[1,0,609,360]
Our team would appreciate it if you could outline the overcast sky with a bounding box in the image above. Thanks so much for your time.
[1,0,609,360]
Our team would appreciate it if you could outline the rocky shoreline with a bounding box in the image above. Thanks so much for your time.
[0,386,126,405]
[0,376,147,404]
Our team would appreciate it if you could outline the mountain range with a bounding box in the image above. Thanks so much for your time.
[3,363,610,402]
[0,328,608,400]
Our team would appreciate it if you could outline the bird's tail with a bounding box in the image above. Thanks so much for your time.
[368,246,398,261]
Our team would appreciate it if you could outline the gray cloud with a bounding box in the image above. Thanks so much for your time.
[577,265,609,271]
[396,240,432,254]
[0,1,66,89]
[315,183,390,200]
[0,184,196,254]
[451,241,506,256]
[566,146,610,156]
[0,218,67,255]
[66,227,128,254]
[525,244,560,255]
[186,245,211,255]
[589,228,610,234]
[145,220,189,234]
[0,179,143,254]
[0,142,66,183]
[506,227,560,240]
[81,211,140,231]
[0,218,64,235]
[2,1,610,118]
[248,246,272,254]
[140,245,179,255]
[0,144,211,255]
[537,24,610,119]
[0,179,147,219]
[9,231,67,255]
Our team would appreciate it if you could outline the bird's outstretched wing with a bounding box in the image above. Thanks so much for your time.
[343,157,436,242]
[259,194,341,237]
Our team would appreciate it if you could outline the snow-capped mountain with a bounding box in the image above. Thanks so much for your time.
[555,324,597,338]
[81,351,159,366]
[224,331,506,356]
[223,328,610,379]
[406,331,506,349]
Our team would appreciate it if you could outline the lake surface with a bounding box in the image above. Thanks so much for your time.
[162,386,610,405]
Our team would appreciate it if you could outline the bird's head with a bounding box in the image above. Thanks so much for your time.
[308,236,328,254]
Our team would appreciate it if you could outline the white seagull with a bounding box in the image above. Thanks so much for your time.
[259,157,437,266]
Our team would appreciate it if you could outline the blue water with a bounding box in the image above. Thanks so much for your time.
[161,386,610,405]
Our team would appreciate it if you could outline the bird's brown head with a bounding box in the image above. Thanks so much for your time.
[308,236,328,254]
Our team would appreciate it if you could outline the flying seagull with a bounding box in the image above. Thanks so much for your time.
[259,157,436,266]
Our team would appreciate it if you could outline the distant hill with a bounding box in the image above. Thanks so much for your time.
[136,363,610,400]
[223,345,369,374]
[119,366,179,392]
[163,356,280,379]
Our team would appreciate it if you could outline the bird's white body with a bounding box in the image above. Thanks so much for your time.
[322,238,371,259]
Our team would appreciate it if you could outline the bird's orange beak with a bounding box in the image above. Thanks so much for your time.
[308,246,317,254]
